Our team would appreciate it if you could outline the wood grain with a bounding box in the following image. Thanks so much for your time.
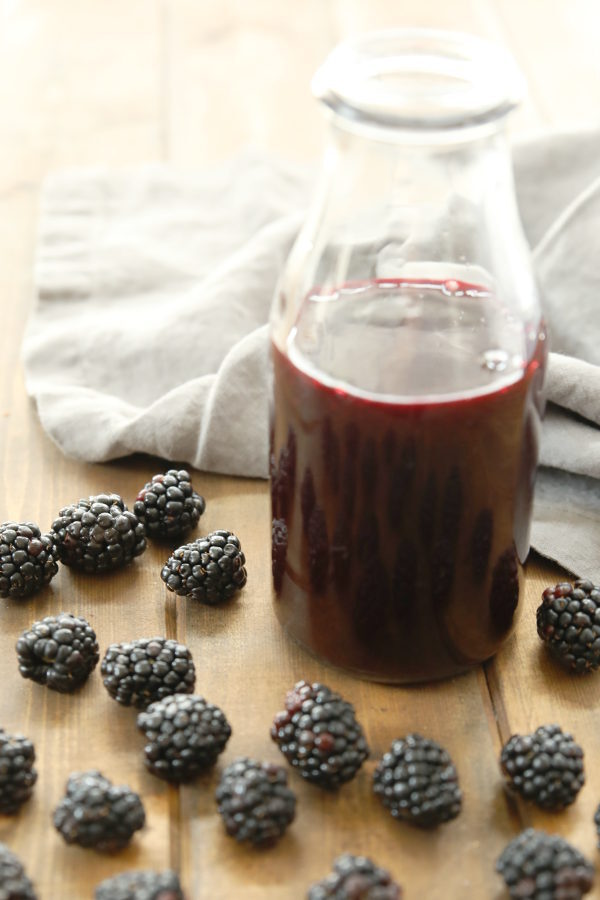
[0,1,598,897]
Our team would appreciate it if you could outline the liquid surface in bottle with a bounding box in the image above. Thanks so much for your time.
[289,277,530,400]
[270,278,546,682]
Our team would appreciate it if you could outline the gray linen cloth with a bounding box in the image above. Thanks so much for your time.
[22,134,600,579]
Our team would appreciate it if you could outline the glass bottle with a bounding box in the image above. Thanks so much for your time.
[269,30,547,682]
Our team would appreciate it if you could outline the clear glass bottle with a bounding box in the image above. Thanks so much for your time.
[269,30,547,682]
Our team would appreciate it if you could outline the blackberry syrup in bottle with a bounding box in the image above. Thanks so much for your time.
[269,30,546,682]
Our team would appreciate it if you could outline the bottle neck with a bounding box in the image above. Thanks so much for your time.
[324,115,515,206]
[309,118,524,292]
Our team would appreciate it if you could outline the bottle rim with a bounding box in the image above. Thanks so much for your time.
[312,29,525,134]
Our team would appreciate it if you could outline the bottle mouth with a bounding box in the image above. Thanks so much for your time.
[312,29,525,134]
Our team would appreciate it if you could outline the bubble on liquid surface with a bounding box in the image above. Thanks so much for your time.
[443,279,461,295]
[481,349,509,373]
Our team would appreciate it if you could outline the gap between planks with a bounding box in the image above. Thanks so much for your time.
[164,591,183,873]
[482,658,532,829]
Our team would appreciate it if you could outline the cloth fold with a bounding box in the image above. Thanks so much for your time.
[22,134,600,579]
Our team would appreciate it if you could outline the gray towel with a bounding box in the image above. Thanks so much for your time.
[22,135,600,580]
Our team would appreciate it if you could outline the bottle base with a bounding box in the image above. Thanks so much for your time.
[276,612,496,685]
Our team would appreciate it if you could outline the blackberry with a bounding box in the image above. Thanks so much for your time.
[500,724,584,810]
[101,638,195,709]
[373,734,462,828]
[307,854,403,900]
[0,843,37,899]
[215,757,296,847]
[270,680,369,789]
[0,522,58,600]
[133,469,205,541]
[160,531,246,606]
[95,870,184,900]
[537,580,600,672]
[53,770,145,852]
[0,730,37,814]
[16,613,99,693]
[496,828,594,899]
[137,693,231,782]
[51,493,146,573]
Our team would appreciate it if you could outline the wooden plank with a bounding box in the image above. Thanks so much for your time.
[0,0,164,191]
[176,474,518,899]
[0,3,172,897]
[0,455,181,895]
[165,0,333,164]
[165,3,517,893]
[493,0,600,129]
[485,557,600,864]
[0,0,599,897]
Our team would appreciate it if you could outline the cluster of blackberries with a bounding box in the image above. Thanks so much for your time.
[484,578,600,898]
[15,613,198,705]
[0,469,225,600]
[4,520,600,900]
[0,466,252,899]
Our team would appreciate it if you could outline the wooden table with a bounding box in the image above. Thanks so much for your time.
[1,2,598,898]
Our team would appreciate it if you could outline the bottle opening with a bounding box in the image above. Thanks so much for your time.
[312,29,524,133]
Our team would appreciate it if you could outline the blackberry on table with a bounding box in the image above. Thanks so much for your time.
[137,693,231,782]
[500,724,584,810]
[537,580,600,673]
[0,522,58,600]
[133,469,205,542]
[307,854,403,900]
[0,730,37,815]
[53,770,145,852]
[101,638,195,709]
[0,842,37,899]
[16,613,99,693]
[496,828,594,899]
[95,869,184,900]
[373,733,462,828]
[51,493,146,573]
[216,757,296,847]
[270,680,369,789]
[161,531,247,606]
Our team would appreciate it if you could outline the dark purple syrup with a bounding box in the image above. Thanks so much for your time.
[270,278,546,681]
